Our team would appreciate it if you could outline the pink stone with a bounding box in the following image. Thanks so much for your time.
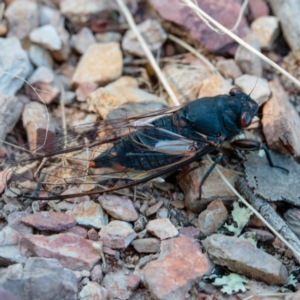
[22,211,77,231]
[25,233,100,270]
[127,275,141,290]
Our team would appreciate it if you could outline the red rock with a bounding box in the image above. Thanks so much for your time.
[25,233,100,270]
[146,218,178,240]
[88,228,98,241]
[90,264,103,283]
[179,226,200,240]
[65,225,88,238]
[7,211,33,234]
[75,82,98,101]
[98,195,138,222]
[248,0,269,20]
[142,237,211,300]
[22,211,76,231]
[127,275,141,290]
[145,200,164,216]
[149,0,249,55]
[99,220,137,249]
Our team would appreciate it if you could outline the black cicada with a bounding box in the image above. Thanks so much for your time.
[3,88,286,201]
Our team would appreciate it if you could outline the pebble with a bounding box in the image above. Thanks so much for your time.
[5,1,39,40]
[7,211,33,234]
[96,32,122,43]
[98,195,139,222]
[197,200,228,236]
[0,37,33,96]
[146,218,178,240]
[145,200,164,217]
[72,42,122,87]
[216,59,242,79]
[65,225,88,239]
[0,94,25,142]
[102,270,131,300]
[90,264,103,283]
[156,207,168,219]
[178,226,199,240]
[248,0,269,20]
[26,232,101,270]
[122,19,167,57]
[39,5,62,27]
[29,24,62,51]
[99,220,137,249]
[87,228,98,241]
[71,27,97,55]
[0,20,8,36]
[235,33,263,77]
[0,258,77,300]
[67,200,108,229]
[203,234,288,285]
[26,66,60,104]
[29,44,54,68]
[234,74,271,106]
[245,228,274,242]
[21,211,77,231]
[251,16,280,50]
[142,237,211,300]
[81,270,90,277]
[75,82,98,101]
[131,238,161,253]
[78,282,108,300]
[284,208,300,239]
[51,26,71,62]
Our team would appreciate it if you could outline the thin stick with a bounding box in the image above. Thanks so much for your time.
[115,0,180,106]
[182,0,300,90]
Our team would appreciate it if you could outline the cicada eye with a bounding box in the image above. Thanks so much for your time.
[229,87,243,96]
[240,112,252,128]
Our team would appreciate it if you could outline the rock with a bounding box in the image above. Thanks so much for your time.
[156,208,168,219]
[235,33,262,77]
[146,218,178,240]
[145,200,164,217]
[64,91,76,104]
[25,232,100,270]
[178,226,199,240]
[79,282,108,300]
[29,45,54,68]
[30,24,62,51]
[5,1,39,40]
[87,228,98,241]
[65,225,88,238]
[81,270,90,277]
[7,211,33,234]
[61,186,90,203]
[0,226,29,265]
[0,257,77,300]
[50,26,71,62]
[21,211,76,231]
[262,77,300,156]
[134,216,147,232]
[0,94,25,142]
[131,238,161,253]
[149,0,249,55]
[71,27,97,55]
[178,161,239,212]
[284,208,300,239]
[25,66,60,105]
[95,32,122,43]
[197,200,228,236]
[251,16,280,50]
[87,76,167,119]
[216,59,242,79]
[60,0,112,29]
[234,75,271,106]
[122,19,167,57]
[102,270,131,300]
[99,220,137,249]
[90,264,103,283]
[0,20,8,37]
[0,289,21,300]
[142,237,211,300]
[269,0,300,52]
[202,234,288,285]
[67,200,108,229]
[98,195,138,222]
[245,228,274,242]
[40,5,62,27]
[248,0,269,20]
[0,37,33,96]
[286,291,300,300]
[72,42,122,87]
[127,275,141,290]
[22,101,56,152]
[75,82,98,101]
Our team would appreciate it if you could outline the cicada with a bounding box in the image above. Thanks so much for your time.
[3,88,286,201]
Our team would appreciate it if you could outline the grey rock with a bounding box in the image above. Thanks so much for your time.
[132,238,161,253]
[7,211,33,234]
[29,45,54,68]
[71,27,97,55]
[79,282,108,300]
[203,234,288,285]
[0,37,33,96]
[0,257,77,300]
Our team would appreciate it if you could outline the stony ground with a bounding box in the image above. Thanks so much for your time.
[0,0,300,299]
